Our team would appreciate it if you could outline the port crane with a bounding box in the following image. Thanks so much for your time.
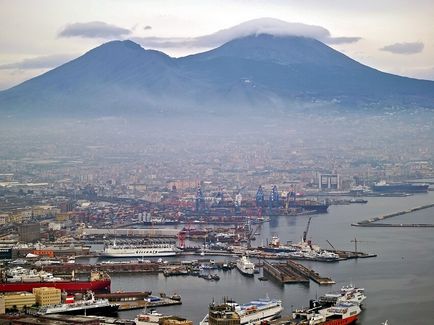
[326,240,337,251]
[245,220,261,249]
[302,217,312,243]
[350,237,370,255]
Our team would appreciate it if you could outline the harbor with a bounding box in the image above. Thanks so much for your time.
[1,192,434,324]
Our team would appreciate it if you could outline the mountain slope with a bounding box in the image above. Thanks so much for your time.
[180,35,434,105]
[0,40,200,116]
[1,35,433,117]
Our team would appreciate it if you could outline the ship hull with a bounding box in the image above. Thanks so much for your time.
[323,315,358,325]
[292,204,329,213]
[236,267,254,277]
[373,183,429,193]
[0,279,111,293]
[101,251,177,258]
[43,304,119,316]
[240,306,283,324]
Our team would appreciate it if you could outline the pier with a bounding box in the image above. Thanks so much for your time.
[285,260,335,285]
[263,261,309,284]
[35,262,160,275]
[262,260,335,285]
[352,203,434,227]
[95,292,182,311]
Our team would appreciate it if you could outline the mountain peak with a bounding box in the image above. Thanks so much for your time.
[186,33,356,67]
[94,39,144,52]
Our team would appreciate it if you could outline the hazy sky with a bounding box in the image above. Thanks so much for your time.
[0,0,433,90]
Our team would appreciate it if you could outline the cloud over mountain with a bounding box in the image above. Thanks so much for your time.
[59,21,131,39]
[380,42,424,54]
[132,18,361,49]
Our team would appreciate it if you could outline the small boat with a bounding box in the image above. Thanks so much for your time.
[258,276,268,281]
[169,293,181,301]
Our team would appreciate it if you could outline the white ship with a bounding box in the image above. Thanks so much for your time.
[101,240,178,258]
[200,297,283,325]
[292,302,361,325]
[135,309,165,325]
[135,309,192,325]
[290,284,366,325]
[38,292,119,316]
[236,255,255,276]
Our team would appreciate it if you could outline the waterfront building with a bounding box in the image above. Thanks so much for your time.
[33,287,61,306]
[2,292,36,310]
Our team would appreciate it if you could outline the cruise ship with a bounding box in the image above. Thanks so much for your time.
[236,255,255,276]
[200,297,283,325]
[101,240,178,258]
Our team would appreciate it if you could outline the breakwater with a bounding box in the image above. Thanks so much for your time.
[352,203,434,227]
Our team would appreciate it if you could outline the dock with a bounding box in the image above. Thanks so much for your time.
[263,261,309,284]
[36,262,160,275]
[263,260,334,285]
[95,292,182,311]
[285,259,335,285]
[330,250,377,259]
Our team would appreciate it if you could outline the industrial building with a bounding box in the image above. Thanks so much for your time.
[32,287,61,306]
[18,223,41,243]
[2,292,36,311]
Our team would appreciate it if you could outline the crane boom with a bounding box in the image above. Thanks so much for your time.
[302,217,312,242]
[326,240,337,251]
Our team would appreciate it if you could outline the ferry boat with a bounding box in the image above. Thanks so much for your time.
[101,240,178,258]
[200,297,283,325]
[291,302,361,325]
[236,255,255,277]
[289,284,366,324]
[0,269,110,293]
[319,285,366,308]
[38,292,119,316]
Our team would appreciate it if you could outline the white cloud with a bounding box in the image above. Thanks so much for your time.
[380,42,424,55]
[132,18,361,49]
[0,54,76,70]
[59,21,131,39]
